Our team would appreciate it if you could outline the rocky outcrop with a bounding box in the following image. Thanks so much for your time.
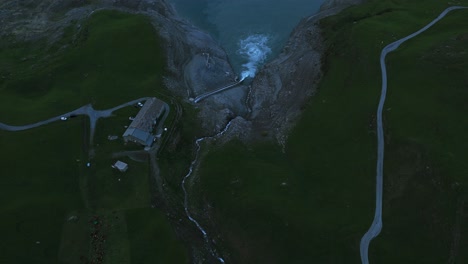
[247,0,364,146]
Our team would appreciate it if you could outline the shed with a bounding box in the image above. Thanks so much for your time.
[112,161,128,172]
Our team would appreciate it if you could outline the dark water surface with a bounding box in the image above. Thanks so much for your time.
[169,0,325,77]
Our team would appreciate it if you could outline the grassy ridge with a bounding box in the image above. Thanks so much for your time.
[0,11,164,125]
[0,10,187,263]
[197,0,468,263]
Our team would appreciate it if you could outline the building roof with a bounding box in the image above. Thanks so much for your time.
[128,97,165,133]
[113,160,128,172]
[122,127,154,146]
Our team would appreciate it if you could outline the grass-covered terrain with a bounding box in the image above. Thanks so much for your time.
[0,121,86,264]
[0,10,188,263]
[197,0,468,263]
[0,11,164,124]
[126,208,189,264]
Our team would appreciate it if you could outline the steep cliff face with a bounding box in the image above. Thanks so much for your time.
[247,20,323,145]
[246,0,364,146]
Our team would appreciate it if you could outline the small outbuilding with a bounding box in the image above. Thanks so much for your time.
[112,160,128,172]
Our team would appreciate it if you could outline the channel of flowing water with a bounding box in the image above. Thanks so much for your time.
[169,0,324,75]
[171,1,325,262]
[181,120,234,263]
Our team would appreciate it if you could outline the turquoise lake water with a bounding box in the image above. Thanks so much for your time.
[169,0,325,78]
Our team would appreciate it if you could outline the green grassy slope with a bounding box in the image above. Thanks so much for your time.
[0,11,164,125]
[0,122,85,264]
[126,208,189,264]
[197,1,468,263]
[0,10,187,263]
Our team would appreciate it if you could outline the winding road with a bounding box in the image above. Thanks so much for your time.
[360,6,467,264]
[0,97,150,145]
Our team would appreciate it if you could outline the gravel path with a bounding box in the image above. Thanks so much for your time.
[359,6,468,264]
[0,97,150,145]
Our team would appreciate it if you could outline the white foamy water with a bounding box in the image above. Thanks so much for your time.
[170,0,324,76]
[238,34,271,80]
[181,120,234,263]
